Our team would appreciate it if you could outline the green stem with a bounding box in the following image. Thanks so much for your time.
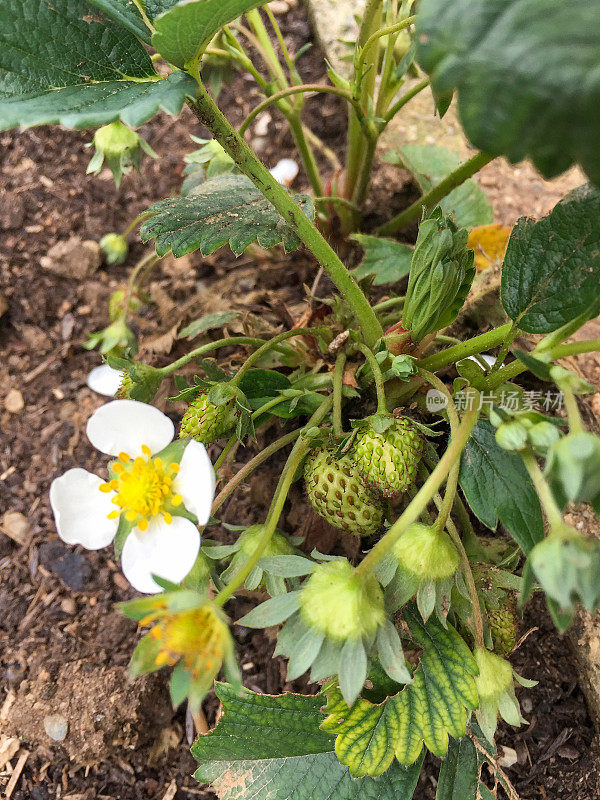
[384,78,430,124]
[245,9,289,90]
[333,351,348,437]
[188,82,383,348]
[418,323,513,372]
[443,511,485,648]
[123,210,152,238]
[561,387,584,434]
[214,435,238,472]
[264,4,298,82]
[159,336,270,376]
[231,327,326,385]
[355,392,480,576]
[355,17,416,78]
[452,491,487,560]
[314,196,360,213]
[547,339,600,359]
[486,323,518,378]
[485,359,526,390]
[375,152,495,236]
[373,295,405,312]
[212,428,302,515]
[214,396,333,605]
[287,113,324,197]
[521,449,563,530]
[357,343,387,414]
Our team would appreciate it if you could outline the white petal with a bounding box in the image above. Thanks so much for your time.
[270,158,299,186]
[86,364,124,397]
[86,399,174,457]
[174,440,216,524]
[121,516,200,593]
[49,468,118,550]
[465,353,497,368]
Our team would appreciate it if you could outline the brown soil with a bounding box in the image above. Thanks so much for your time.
[0,3,598,799]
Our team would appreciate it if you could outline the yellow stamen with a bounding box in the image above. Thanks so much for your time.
[172,494,182,507]
[113,463,124,474]
[125,511,138,523]
[119,452,130,463]
[142,444,151,456]
[107,510,120,520]
[155,651,171,666]
[149,625,162,639]
[99,483,113,493]
[138,519,149,532]
[163,513,172,525]
[170,463,180,474]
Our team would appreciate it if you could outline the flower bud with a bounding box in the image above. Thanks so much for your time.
[100,233,129,265]
[402,208,475,341]
[299,559,385,641]
[221,525,294,591]
[545,431,600,511]
[84,317,137,358]
[474,647,513,701]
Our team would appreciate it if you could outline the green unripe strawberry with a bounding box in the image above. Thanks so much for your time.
[180,392,238,444]
[305,447,384,536]
[221,525,294,591]
[487,606,518,656]
[300,559,385,641]
[393,523,459,580]
[100,233,128,265]
[354,417,423,497]
[116,371,133,399]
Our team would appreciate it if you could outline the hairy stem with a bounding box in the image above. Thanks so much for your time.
[212,428,302,515]
[521,449,563,530]
[375,152,495,235]
[357,343,388,414]
[214,396,333,604]
[187,82,383,347]
[418,323,514,372]
[333,351,348,437]
[231,327,328,385]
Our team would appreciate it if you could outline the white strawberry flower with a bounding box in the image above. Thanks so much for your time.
[50,400,215,593]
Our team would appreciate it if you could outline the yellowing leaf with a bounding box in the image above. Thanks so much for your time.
[468,224,511,271]
[322,608,479,777]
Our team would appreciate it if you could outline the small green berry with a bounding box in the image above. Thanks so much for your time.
[180,393,238,444]
[393,523,459,580]
[354,417,423,497]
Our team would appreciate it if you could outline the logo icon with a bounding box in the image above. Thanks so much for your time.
[426,389,448,413]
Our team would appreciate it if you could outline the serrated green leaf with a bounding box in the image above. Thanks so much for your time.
[500,186,600,333]
[351,234,413,286]
[0,0,195,130]
[459,420,544,554]
[390,145,493,228]
[436,736,479,800]
[193,684,424,800]
[152,0,266,67]
[416,0,600,185]
[141,173,314,257]
[322,609,478,777]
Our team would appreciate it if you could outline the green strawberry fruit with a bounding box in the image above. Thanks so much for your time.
[180,393,238,444]
[354,417,423,497]
[392,522,459,581]
[487,605,518,656]
[305,446,384,536]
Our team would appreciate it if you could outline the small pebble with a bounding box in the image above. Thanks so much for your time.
[44,714,68,742]
[1,511,30,546]
[60,597,77,615]
[521,696,533,714]
[4,388,25,413]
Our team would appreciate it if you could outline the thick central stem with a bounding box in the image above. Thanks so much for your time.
[188,82,383,348]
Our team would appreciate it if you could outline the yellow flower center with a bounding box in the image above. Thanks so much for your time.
[149,607,227,676]
[99,445,182,531]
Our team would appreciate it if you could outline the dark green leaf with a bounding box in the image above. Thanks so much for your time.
[513,350,552,380]
[193,684,424,800]
[436,737,478,800]
[416,0,600,185]
[388,145,493,228]
[351,234,413,286]
[88,0,150,40]
[0,0,194,130]
[459,420,544,553]
[178,311,240,340]
[501,186,600,332]
[152,0,266,67]
[141,174,314,257]
[237,369,291,398]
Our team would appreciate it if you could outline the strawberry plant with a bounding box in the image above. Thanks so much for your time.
[3,0,600,797]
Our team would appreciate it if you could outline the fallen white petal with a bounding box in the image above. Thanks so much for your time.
[270,158,299,186]
[86,399,174,457]
[121,516,200,593]
[465,353,497,368]
[49,468,118,549]
[174,440,216,524]
[86,364,123,397]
